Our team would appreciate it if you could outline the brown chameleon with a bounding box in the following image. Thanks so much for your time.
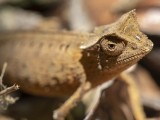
[0,10,153,98]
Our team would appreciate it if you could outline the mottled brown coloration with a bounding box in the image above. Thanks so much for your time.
[0,10,153,97]
[0,31,87,96]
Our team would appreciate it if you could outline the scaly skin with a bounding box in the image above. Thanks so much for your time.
[0,10,153,97]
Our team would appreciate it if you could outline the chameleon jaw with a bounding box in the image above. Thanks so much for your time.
[116,53,145,65]
[116,47,152,65]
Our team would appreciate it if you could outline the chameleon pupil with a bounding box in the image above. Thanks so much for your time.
[108,44,115,49]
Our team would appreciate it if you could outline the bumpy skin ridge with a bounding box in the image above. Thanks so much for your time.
[0,10,153,97]
[0,31,87,96]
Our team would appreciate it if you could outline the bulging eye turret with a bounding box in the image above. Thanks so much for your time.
[100,36,125,56]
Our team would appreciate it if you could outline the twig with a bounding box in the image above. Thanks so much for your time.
[0,62,19,96]
[0,84,19,96]
[0,62,19,110]
[0,62,7,86]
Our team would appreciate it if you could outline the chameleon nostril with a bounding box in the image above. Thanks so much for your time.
[131,44,138,50]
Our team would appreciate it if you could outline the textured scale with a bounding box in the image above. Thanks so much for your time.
[0,31,88,96]
[0,10,153,97]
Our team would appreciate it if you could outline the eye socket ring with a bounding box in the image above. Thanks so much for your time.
[100,36,125,56]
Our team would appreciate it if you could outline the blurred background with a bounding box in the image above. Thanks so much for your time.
[0,0,160,120]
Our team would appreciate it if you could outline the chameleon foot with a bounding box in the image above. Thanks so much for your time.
[53,81,91,120]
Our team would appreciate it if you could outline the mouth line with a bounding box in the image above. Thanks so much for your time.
[116,52,147,65]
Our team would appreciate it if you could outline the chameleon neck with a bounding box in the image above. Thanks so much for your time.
[80,47,109,87]
[80,46,134,88]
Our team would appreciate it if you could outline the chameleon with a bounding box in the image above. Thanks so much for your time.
[0,10,153,98]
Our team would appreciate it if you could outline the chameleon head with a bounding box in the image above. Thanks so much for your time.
[81,10,153,72]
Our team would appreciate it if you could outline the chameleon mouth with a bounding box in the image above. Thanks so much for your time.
[116,43,153,65]
[116,52,147,65]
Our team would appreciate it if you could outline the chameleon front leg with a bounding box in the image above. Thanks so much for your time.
[53,80,91,120]
[119,72,146,120]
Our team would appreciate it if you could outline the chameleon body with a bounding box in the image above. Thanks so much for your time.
[0,10,153,97]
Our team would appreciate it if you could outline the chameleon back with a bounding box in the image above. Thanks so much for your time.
[0,30,86,96]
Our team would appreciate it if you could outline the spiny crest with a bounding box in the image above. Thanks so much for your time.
[80,10,148,49]
[105,9,147,43]
[116,9,140,34]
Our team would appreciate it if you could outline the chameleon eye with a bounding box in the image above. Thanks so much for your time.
[100,36,125,56]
